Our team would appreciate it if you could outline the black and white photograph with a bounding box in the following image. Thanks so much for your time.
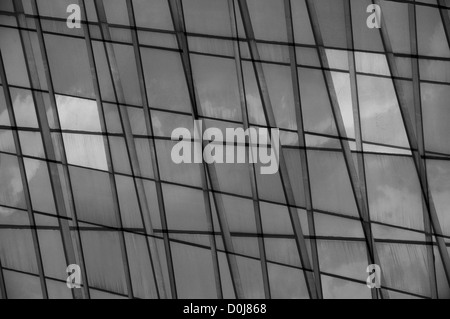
[0,0,449,307]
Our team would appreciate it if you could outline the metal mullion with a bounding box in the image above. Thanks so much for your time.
[304,0,389,299]
[237,0,319,299]
[0,51,48,299]
[30,0,93,299]
[93,0,182,299]
[372,0,450,290]
[12,0,85,299]
[437,0,450,46]
[80,0,161,300]
[343,0,378,299]
[408,0,438,299]
[283,0,324,299]
[0,263,5,299]
[168,0,245,299]
[228,0,271,299]
[82,0,159,299]
[124,0,195,299]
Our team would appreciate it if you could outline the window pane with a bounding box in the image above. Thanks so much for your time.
[0,154,26,209]
[81,231,128,295]
[44,34,94,98]
[70,166,117,227]
[63,133,108,170]
[171,242,217,298]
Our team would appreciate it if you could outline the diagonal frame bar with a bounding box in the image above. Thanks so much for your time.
[125,0,211,298]
[437,0,450,46]
[0,51,46,299]
[304,0,389,298]
[77,0,151,299]
[283,0,323,299]
[168,0,245,299]
[228,0,271,299]
[31,0,94,299]
[407,0,438,298]
[372,0,450,290]
[237,0,319,299]
[93,0,174,298]
[12,0,85,299]
[343,0,378,299]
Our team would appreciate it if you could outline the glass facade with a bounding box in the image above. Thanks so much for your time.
[0,0,449,299]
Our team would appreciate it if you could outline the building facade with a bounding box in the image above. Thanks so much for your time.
[0,0,449,299]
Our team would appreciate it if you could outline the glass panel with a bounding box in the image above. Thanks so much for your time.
[246,0,287,42]
[283,148,306,207]
[268,263,309,299]
[221,194,257,233]
[260,201,294,235]
[351,0,384,53]
[184,0,232,37]
[37,230,67,280]
[322,274,371,299]
[315,0,347,48]
[104,0,129,25]
[18,131,44,158]
[0,229,38,273]
[92,42,116,103]
[56,95,102,132]
[141,48,191,112]
[307,150,358,216]
[10,88,39,128]
[124,233,158,299]
[63,133,108,170]
[265,238,302,267]
[422,83,450,154]
[128,107,147,136]
[291,0,315,45]
[0,89,11,126]
[298,68,337,136]
[365,154,424,231]
[0,154,26,209]
[318,240,368,282]
[133,138,154,178]
[104,103,123,133]
[188,36,234,57]
[109,136,131,175]
[4,270,43,299]
[37,0,79,18]
[81,230,128,295]
[115,174,143,229]
[0,130,15,154]
[377,243,431,297]
[191,55,241,122]
[151,111,192,138]
[44,34,94,98]
[69,166,117,227]
[417,5,450,58]
[171,242,217,298]
[155,139,202,187]
[0,207,29,226]
[379,1,411,54]
[358,75,409,148]
[110,43,141,106]
[427,159,450,236]
[242,61,267,126]
[46,279,73,299]
[24,158,56,215]
[235,255,264,299]
[0,27,30,87]
[133,0,174,30]
[162,183,208,231]
[261,63,296,130]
